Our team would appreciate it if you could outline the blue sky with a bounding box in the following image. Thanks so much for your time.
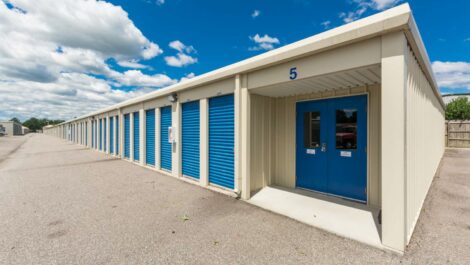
[0,0,469,121]
[111,0,470,80]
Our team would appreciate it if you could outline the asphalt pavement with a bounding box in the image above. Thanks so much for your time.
[0,134,468,265]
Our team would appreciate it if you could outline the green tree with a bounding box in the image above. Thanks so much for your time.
[445,97,470,120]
[22,118,65,132]
[9,117,21,124]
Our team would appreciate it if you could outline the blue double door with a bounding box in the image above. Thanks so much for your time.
[296,95,367,202]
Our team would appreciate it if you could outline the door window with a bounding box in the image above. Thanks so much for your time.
[335,109,357,149]
[303,112,320,148]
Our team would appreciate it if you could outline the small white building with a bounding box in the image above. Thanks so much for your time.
[44,4,444,254]
[22,126,30,135]
[0,120,23,136]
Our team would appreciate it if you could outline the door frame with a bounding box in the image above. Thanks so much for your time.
[295,93,370,204]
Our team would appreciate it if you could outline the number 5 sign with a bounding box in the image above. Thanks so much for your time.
[289,67,297,80]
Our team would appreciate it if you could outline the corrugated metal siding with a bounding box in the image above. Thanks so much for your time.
[116,116,119,155]
[160,106,172,171]
[250,95,273,192]
[124,114,130,159]
[110,117,114,153]
[209,94,235,189]
[133,112,140,161]
[405,46,445,243]
[146,109,155,166]
[182,101,200,179]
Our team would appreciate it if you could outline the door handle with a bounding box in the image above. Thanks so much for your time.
[321,143,327,152]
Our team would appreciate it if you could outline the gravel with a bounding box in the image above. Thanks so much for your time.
[0,134,468,265]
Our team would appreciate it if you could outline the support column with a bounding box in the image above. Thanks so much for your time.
[200,98,209,186]
[172,102,181,177]
[234,76,241,194]
[381,31,407,253]
[140,107,145,166]
[240,75,251,200]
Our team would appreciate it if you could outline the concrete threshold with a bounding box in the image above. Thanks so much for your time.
[248,186,382,249]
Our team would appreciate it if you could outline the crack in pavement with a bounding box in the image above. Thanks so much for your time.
[0,136,31,166]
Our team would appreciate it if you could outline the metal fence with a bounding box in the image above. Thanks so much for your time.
[446,121,470,148]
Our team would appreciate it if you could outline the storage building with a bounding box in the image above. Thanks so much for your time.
[43,4,445,254]
[0,120,23,136]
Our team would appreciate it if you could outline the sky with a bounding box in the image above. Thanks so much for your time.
[0,0,469,121]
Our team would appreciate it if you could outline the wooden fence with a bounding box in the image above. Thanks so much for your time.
[446,121,470,148]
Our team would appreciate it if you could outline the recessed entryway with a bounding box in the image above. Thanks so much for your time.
[296,95,367,202]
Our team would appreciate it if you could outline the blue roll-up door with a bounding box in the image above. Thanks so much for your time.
[209,94,235,189]
[94,121,98,149]
[182,101,200,179]
[146,109,155,166]
[103,119,107,152]
[160,106,172,171]
[99,119,102,151]
[116,116,119,155]
[91,122,94,148]
[124,114,130,159]
[110,117,114,154]
[133,112,140,161]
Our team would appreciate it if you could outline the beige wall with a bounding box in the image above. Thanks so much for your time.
[250,94,274,193]
[250,85,382,207]
[405,45,445,243]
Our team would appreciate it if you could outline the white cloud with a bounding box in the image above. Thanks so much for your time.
[432,61,470,90]
[0,73,156,121]
[0,0,176,121]
[321,20,331,29]
[169,40,196,54]
[156,0,165,5]
[117,60,148,69]
[180,72,196,82]
[252,10,260,18]
[165,40,198,67]
[249,34,280,51]
[368,0,401,10]
[340,0,401,23]
[250,34,280,44]
[165,53,198,67]
[112,70,176,87]
[339,6,368,23]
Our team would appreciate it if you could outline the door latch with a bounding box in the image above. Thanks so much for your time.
[321,143,327,152]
